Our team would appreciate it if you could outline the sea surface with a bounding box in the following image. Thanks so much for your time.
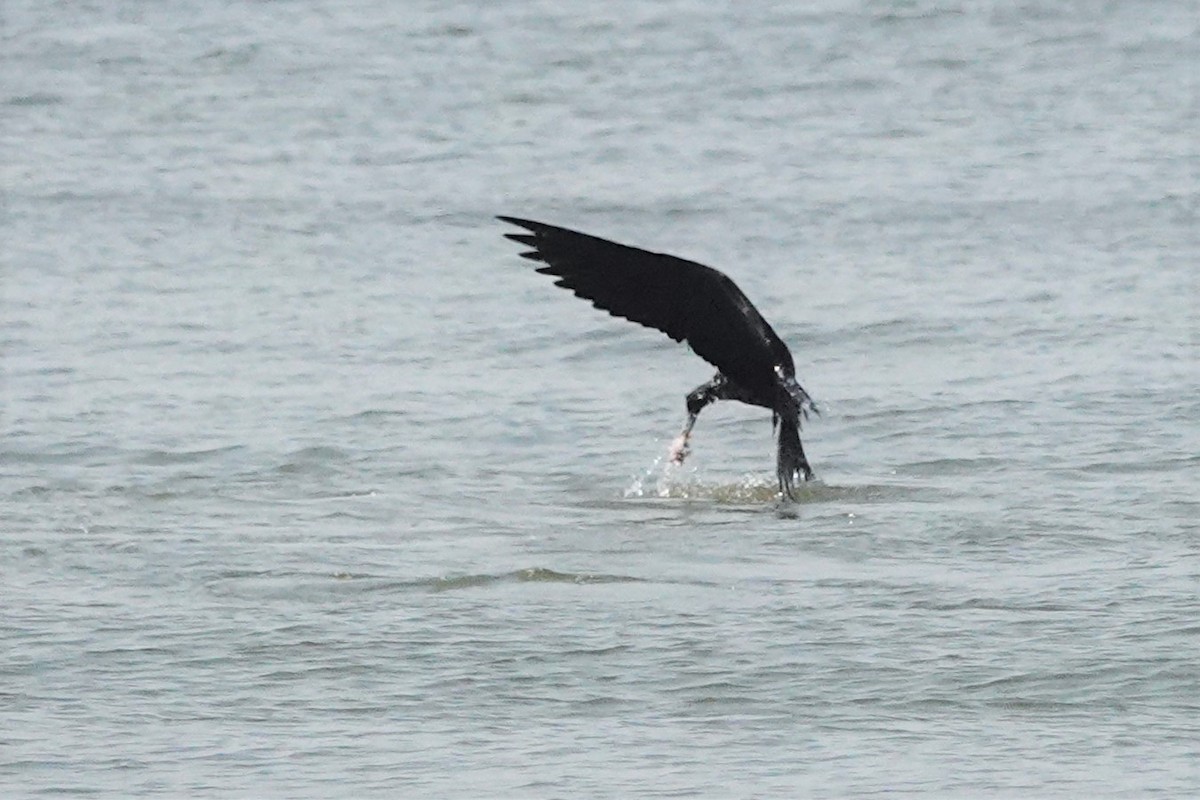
[3,0,1198,796]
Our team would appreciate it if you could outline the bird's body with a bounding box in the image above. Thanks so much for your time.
[499,216,817,498]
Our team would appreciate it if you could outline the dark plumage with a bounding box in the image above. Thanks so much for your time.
[499,216,817,498]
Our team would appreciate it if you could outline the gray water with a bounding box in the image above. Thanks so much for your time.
[3,0,1198,796]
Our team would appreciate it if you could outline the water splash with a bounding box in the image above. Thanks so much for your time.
[624,444,782,503]
[624,447,694,498]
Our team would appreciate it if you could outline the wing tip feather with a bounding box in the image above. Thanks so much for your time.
[497,215,539,231]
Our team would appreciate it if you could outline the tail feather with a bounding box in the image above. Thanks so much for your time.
[776,413,814,499]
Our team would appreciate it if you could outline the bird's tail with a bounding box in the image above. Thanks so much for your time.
[776,412,814,499]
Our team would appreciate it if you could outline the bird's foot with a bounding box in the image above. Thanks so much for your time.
[668,433,691,465]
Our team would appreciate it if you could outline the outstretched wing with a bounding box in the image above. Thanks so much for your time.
[499,216,794,390]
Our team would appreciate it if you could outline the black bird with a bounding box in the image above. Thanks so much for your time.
[499,216,818,498]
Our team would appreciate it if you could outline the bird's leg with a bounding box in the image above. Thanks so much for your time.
[669,374,728,465]
[668,414,697,465]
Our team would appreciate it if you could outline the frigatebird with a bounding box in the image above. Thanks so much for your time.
[499,216,818,498]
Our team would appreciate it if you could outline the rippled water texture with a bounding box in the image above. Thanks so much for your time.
[3,0,1198,797]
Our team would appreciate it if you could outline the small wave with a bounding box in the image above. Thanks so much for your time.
[902,456,1010,476]
[129,445,246,466]
[326,409,408,423]
[431,567,645,592]
[208,567,647,600]
[6,92,64,106]
[282,445,353,463]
